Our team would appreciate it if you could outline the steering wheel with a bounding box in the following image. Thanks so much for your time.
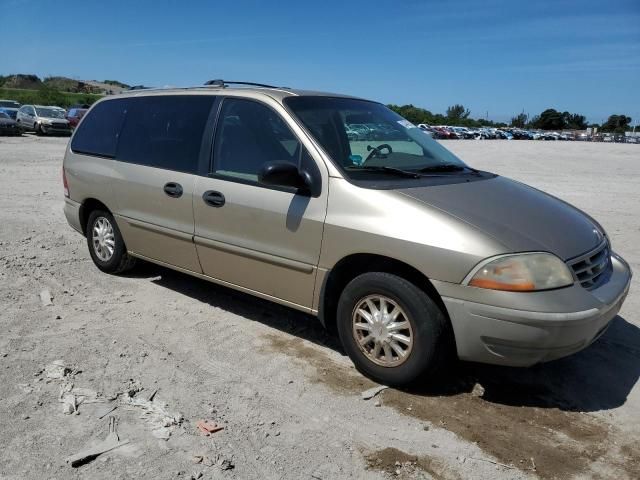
[364,144,393,163]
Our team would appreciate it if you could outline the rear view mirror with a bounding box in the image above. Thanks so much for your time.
[259,161,311,193]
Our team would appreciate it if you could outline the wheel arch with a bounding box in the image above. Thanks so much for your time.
[79,198,112,236]
[318,253,451,336]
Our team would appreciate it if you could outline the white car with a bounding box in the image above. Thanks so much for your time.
[16,105,72,135]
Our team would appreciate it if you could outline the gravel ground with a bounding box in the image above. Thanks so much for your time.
[0,135,638,480]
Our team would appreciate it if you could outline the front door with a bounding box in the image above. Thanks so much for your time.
[193,97,327,309]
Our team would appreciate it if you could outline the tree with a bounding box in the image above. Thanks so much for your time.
[446,104,470,120]
[532,109,566,130]
[564,113,587,130]
[510,113,528,128]
[387,104,434,125]
[601,114,632,133]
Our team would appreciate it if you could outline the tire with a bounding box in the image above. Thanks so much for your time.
[36,124,45,136]
[336,272,451,387]
[86,209,136,274]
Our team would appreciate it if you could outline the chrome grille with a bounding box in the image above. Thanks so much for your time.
[568,241,612,290]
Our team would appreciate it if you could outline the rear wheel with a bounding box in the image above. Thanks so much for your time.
[337,272,451,386]
[86,210,136,274]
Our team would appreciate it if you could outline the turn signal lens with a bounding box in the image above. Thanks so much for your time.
[468,253,574,292]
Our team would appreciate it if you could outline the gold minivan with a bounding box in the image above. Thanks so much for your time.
[63,81,631,386]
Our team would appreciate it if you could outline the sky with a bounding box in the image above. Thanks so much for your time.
[1,0,639,124]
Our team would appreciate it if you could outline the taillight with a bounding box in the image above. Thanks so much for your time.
[62,167,69,198]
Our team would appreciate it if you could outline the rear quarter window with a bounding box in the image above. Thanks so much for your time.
[70,99,128,158]
[116,95,215,173]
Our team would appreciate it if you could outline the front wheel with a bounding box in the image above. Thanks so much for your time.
[336,272,452,386]
[86,210,136,274]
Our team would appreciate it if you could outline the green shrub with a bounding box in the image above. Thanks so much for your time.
[0,87,102,108]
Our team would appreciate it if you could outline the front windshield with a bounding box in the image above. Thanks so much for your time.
[284,96,468,179]
[35,107,65,119]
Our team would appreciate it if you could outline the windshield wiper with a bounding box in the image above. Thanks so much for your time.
[417,164,480,174]
[345,165,422,178]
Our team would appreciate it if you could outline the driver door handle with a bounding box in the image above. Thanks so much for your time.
[202,190,225,207]
[163,182,183,198]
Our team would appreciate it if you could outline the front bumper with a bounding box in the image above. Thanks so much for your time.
[435,254,632,366]
[0,125,20,135]
[41,124,71,135]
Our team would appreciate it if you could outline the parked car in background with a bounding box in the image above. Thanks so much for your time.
[0,100,21,120]
[495,130,513,140]
[0,99,21,109]
[0,111,21,136]
[429,126,453,139]
[0,107,19,120]
[16,105,72,135]
[449,126,474,139]
[66,108,88,128]
[417,124,435,138]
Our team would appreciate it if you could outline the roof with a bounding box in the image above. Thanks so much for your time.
[103,84,364,103]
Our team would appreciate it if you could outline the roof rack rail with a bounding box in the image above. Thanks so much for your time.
[203,79,281,89]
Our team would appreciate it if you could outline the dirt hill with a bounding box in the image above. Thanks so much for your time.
[0,74,130,94]
[0,74,42,89]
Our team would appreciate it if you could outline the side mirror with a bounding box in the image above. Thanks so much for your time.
[259,161,311,193]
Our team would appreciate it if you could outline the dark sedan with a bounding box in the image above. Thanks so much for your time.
[0,111,21,135]
[0,107,19,120]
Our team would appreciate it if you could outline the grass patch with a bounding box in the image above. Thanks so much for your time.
[0,87,103,108]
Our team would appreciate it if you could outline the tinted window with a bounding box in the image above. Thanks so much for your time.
[213,98,300,182]
[71,99,128,157]
[117,95,214,173]
[0,100,20,108]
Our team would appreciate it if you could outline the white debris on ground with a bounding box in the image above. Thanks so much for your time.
[66,417,130,468]
[59,383,106,415]
[39,289,53,306]
[119,391,183,440]
[44,359,71,379]
[361,385,389,400]
[471,383,486,398]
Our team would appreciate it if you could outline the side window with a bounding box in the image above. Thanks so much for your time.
[213,98,300,182]
[70,99,128,157]
[116,95,215,173]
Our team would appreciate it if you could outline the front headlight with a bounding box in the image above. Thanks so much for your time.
[467,253,574,292]
[41,119,52,125]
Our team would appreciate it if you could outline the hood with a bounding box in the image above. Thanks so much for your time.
[42,116,68,123]
[399,175,603,260]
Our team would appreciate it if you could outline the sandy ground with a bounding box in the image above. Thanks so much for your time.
[0,136,639,480]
